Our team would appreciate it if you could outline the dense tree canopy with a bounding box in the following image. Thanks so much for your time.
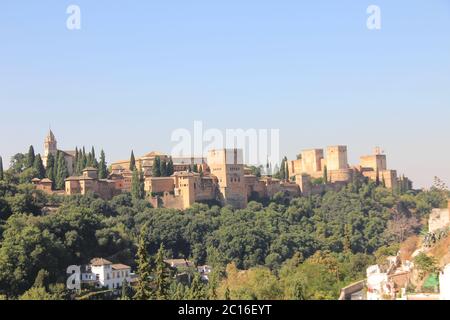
[0,156,447,299]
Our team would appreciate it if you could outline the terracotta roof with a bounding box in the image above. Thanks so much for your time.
[112,264,131,270]
[40,178,53,183]
[31,178,41,182]
[90,258,112,266]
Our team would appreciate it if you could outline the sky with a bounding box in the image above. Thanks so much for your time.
[0,0,449,188]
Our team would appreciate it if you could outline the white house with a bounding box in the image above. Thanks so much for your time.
[440,264,450,300]
[81,258,132,290]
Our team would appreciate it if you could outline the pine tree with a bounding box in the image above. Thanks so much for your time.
[27,145,35,168]
[0,156,3,181]
[134,225,154,300]
[167,157,174,176]
[187,273,205,300]
[55,153,69,190]
[33,154,46,179]
[154,244,171,300]
[152,157,161,177]
[98,150,108,179]
[45,153,56,189]
[160,160,168,177]
[130,151,136,171]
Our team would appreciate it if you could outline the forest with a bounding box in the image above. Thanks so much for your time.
[0,151,447,300]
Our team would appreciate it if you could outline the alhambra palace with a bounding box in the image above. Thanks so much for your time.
[32,131,411,210]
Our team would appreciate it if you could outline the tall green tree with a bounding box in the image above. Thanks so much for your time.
[33,154,46,179]
[0,156,3,181]
[55,153,69,190]
[134,225,154,300]
[152,157,161,177]
[91,147,98,168]
[323,166,328,184]
[98,150,108,179]
[160,160,168,177]
[206,246,225,300]
[131,169,144,200]
[26,146,35,168]
[279,158,286,180]
[154,244,171,300]
[45,153,56,188]
[187,273,206,300]
[167,157,174,176]
[74,147,79,174]
[130,151,136,171]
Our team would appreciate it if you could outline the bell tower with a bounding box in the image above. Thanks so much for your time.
[43,130,58,166]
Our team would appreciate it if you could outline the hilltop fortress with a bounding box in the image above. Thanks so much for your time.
[32,131,412,210]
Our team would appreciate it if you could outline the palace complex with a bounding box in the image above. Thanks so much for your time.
[32,131,412,210]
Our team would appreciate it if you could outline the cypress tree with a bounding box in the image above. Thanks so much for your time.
[167,157,174,176]
[0,156,3,181]
[199,165,203,177]
[375,168,380,186]
[152,157,161,177]
[56,153,69,190]
[131,169,144,200]
[279,158,286,180]
[98,150,108,179]
[74,148,79,174]
[192,164,198,173]
[91,147,98,168]
[160,160,168,177]
[130,151,136,171]
[134,225,154,300]
[33,154,46,179]
[154,244,171,300]
[323,166,328,184]
[82,152,88,170]
[285,159,289,181]
[27,145,35,168]
[139,170,145,199]
[45,153,56,188]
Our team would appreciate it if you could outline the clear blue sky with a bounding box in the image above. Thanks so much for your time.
[0,0,449,188]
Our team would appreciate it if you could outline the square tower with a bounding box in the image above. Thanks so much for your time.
[300,149,324,175]
[326,146,348,171]
[207,149,247,209]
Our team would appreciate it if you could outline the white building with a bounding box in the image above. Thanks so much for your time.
[81,258,132,290]
[440,264,450,300]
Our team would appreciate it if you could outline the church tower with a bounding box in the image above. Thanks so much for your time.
[43,130,57,167]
